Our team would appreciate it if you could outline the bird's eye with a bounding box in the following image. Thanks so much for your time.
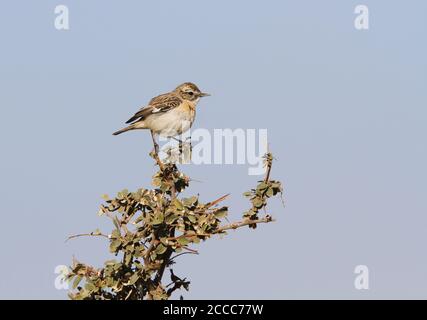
[188,91,194,95]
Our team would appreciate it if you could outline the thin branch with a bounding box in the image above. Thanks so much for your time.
[124,288,133,300]
[65,232,109,243]
[170,251,198,262]
[264,153,273,183]
[214,215,274,233]
[166,215,275,242]
[205,193,230,209]
[143,235,158,265]
[182,246,198,253]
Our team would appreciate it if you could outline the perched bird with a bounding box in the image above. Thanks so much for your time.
[113,83,210,147]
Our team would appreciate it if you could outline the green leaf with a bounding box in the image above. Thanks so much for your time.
[165,213,178,224]
[271,181,281,188]
[177,237,190,246]
[214,206,228,218]
[111,229,120,239]
[257,182,268,191]
[183,196,198,208]
[150,251,157,261]
[172,198,184,210]
[152,212,164,225]
[155,243,167,255]
[187,215,197,223]
[109,240,121,253]
[252,197,264,208]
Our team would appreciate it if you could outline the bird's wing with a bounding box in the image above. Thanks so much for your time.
[125,94,182,124]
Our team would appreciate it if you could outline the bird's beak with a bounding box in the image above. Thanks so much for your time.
[199,92,211,97]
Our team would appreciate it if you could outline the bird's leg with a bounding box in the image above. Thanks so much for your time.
[172,136,192,163]
[186,136,192,152]
[171,136,184,156]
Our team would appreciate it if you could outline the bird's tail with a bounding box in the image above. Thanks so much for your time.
[112,124,137,136]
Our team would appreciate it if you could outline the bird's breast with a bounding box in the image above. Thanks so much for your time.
[180,101,196,116]
[146,101,196,137]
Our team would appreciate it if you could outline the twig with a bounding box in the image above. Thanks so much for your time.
[166,215,275,242]
[170,251,198,262]
[182,246,198,253]
[205,193,230,209]
[214,215,274,233]
[143,235,159,265]
[65,232,109,243]
[124,288,133,300]
[264,153,273,183]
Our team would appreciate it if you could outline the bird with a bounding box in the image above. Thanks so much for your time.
[113,82,210,151]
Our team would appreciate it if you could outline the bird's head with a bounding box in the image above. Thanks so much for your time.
[174,82,210,102]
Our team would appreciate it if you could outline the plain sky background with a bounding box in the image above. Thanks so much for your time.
[0,0,426,299]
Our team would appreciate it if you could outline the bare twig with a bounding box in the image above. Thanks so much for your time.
[170,251,199,262]
[166,215,275,243]
[182,246,198,253]
[124,288,133,300]
[205,193,230,209]
[214,215,274,233]
[65,232,109,243]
